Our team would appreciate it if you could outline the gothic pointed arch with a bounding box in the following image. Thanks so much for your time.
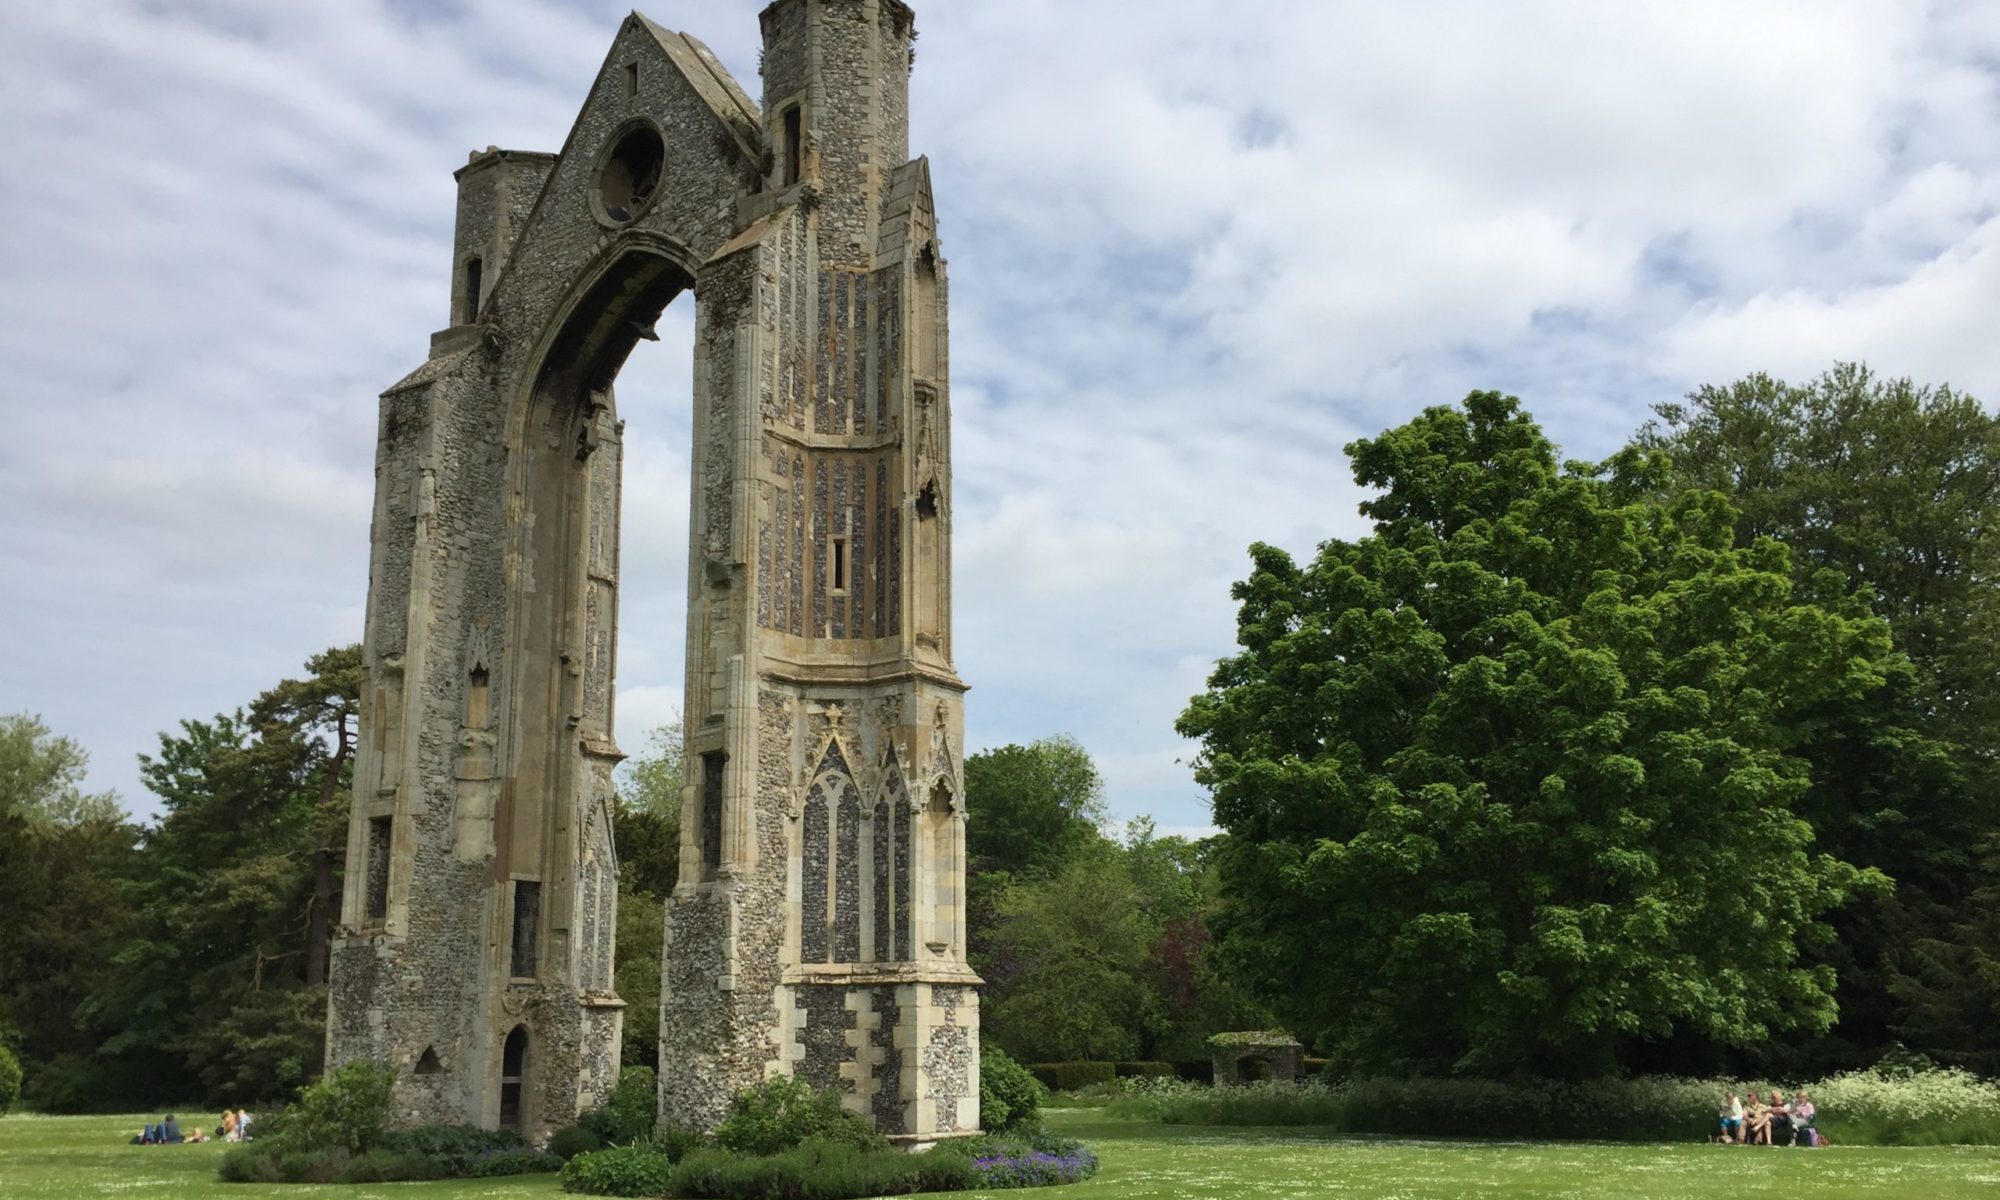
[873,747,913,961]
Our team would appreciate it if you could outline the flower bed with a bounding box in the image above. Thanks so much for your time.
[968,1144,1100,1188]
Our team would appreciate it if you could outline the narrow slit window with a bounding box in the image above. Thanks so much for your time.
[831,537,848,593]
[782,104,802,186]
[461,257,482,324]
[366,816,392,922]
[510,880,541,978]
[623,62,639,98]
[700,751,726,880]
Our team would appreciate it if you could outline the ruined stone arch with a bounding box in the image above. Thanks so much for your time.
[330,1,976,1144]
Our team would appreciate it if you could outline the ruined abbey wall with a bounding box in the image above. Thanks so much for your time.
[329,0,976,1144]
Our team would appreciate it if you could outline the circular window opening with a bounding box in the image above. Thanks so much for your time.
[598,126,665,223]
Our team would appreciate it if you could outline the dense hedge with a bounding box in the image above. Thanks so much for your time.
[472,1149,565,1176]
[218,1138,558,1185]
[1105,1070,2000,1145]
[1174,1061,1214,1084]
[1114,1061,1175,1079]
[376,1123,526,1173]
[1029,1061,1115,1091]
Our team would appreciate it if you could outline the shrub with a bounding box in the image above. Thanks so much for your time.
[278,1059,396,1153]
[580,1065,658,1145]
[669,1139,975,1199]
[713,1074,885,1156]
[1114,1061,1174,1079]
[980,1047,1047,1133]
[0,1044,20,1115]
[219,1118,554,1184]
[560,1143,673,1195]
[472,1148,564,1176]
[1028,1061,1115,1092]
[218,1145,286,1184]
[338,1148,443,1183]
[652,1120,710,1161]
[219,1145,367,1184]
[548,1122,605,1160]
[1815,1066,2000,1145]
[377,1123,523,1174]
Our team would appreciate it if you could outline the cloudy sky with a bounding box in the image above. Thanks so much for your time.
[4,1,1998,832]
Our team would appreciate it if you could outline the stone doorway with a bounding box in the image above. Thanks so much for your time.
[500,1026,528,1129]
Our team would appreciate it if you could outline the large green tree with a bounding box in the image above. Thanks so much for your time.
[0,716,142,1106]
[977,841,1164,1062]
[1639,366,2000,1070]
[83,648,359,1106]
[1182,392,1895,1078]
[963,735,1107,880]
[1640,365,2000,743]
[963,736,1269,1064]
[0,713,122,828]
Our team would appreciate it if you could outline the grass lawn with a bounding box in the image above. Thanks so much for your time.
[4,1107,1999,1198]
[0,1112,561,1199]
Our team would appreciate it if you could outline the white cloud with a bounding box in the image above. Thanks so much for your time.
[2,0,1996,833]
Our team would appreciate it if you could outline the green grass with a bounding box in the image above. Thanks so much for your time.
[0,1112,561,1198]
[6,1108,2000,1198]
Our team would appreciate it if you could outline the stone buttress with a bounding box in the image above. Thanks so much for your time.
[328,1,977,1143]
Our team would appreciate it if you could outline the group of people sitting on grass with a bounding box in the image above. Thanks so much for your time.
[132,1109,253,1145]
[1714,1090,1822,1146]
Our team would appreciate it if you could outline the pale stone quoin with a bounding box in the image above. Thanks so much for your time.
[327,0,978,1143]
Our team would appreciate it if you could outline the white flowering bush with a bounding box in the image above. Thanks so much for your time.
[1813,1068,2000,1144]
[1104,1069,2000,1144]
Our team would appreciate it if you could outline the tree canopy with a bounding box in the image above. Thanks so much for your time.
[80,648,358,1107]
[1640,365,2000,1072]
[1181,391,1897,1077]
[963,734,1107,879]
[964,738,1270,1064]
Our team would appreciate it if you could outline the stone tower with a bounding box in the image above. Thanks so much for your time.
[327,1,976,1143]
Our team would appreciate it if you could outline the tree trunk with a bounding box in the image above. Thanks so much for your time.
[303,717,352,988]
[305,848,334,986]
